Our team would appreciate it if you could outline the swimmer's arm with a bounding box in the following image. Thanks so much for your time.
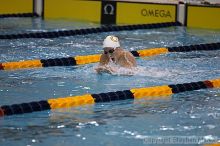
[119,52,137,68]
[95,54,115,74]
[95,65,117,74]
[99,53,110,66]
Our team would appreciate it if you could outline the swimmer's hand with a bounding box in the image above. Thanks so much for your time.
[95,65,116,74]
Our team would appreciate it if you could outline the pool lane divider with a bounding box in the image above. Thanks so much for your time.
[0,13,39,18]
[204,144,220,146]
[0,78,219,117]
[0,22,181,39]
[0,42,220,71]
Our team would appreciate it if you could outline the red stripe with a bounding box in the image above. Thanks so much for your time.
[0,63,4,70]
[203,80,214,88]
[0,108,4,117]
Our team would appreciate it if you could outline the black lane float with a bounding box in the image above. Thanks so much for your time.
[0,22,181,39]
[0,78,219,117]
[0,13,39,18]
[0,42,220,71]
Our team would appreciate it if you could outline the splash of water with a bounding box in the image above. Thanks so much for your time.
[94,63,174,77]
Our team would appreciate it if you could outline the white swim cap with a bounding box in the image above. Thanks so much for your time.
[103,35,120,48]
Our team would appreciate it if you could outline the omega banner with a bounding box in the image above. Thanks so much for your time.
[187,5,220,29]
[44,0,177,24]
[116,2,177,24]
[0,0,33,14]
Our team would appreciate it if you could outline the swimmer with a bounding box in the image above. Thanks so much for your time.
[95,35,137,74]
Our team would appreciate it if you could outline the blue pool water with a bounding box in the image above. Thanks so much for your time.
[0,18,220,146]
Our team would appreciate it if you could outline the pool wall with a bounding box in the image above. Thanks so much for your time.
[186,4,220,29]
[1,0,220,29]
[0,0,33,14]
[44,0,177,24]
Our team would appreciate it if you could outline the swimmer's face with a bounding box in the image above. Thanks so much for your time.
[103,47,115,57]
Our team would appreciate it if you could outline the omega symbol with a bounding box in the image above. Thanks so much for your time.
[104,4,114,15]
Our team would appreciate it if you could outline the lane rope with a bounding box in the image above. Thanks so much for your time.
[0,78,220,117]
[204,142,220,146]
[204,144,220,146]
[0,42,220,71]
[0,13,39,18]
[0,22,181,39]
